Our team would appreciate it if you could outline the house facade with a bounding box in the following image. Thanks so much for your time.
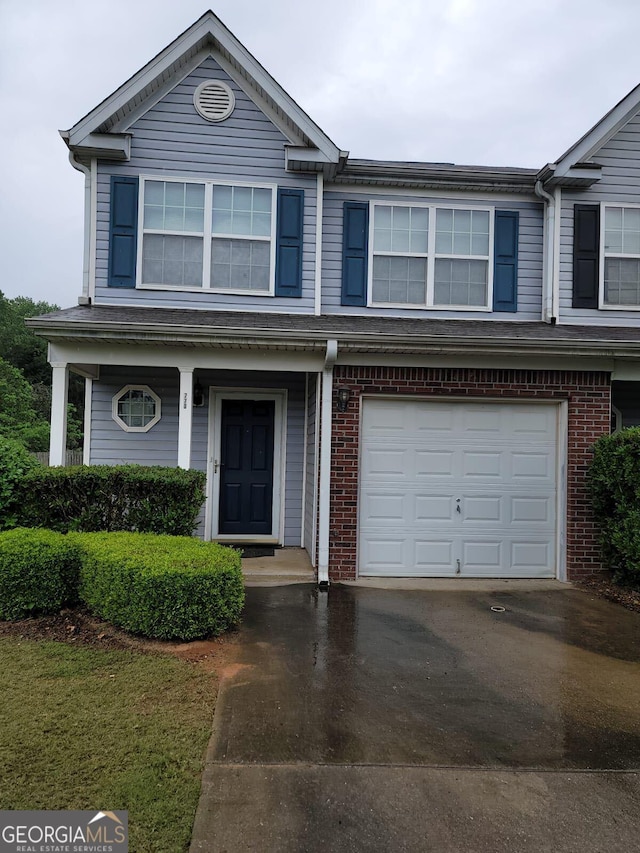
[30,11,640,583]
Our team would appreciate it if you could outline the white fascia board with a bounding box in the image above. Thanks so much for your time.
[65,11,340,163]
[67,133,131,160]
[286,147,332,166]
[553,82,640,174]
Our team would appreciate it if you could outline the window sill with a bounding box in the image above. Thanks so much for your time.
[137,284,274,297]
[368,301,492,312]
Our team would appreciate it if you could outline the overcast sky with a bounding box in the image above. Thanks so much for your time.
[2,0,640,309]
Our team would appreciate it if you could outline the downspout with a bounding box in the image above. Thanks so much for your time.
[317,339,338,588]
[535,180,557,324]
[68,152,96,304]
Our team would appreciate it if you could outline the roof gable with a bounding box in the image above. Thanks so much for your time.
[62,10,341,168]
[541,82,640,186]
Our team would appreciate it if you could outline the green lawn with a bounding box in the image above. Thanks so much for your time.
[0,638,216,852]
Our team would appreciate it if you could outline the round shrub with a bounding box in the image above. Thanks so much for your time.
[0,437,40,530]
[0,528,82,620]
[74,532,244,640]
[588,427,640,582]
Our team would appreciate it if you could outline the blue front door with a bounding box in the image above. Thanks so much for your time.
[219,399,275,536]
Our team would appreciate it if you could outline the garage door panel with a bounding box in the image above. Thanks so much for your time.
[462,451,503,478]
[415,450,455,477]
[359,399,558,578]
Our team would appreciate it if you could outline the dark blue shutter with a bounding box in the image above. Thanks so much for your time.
[572,204,600,308]
[493,210,519,312]
[275,188,304,297]
[341,202,369,306]
[108,176,138,288]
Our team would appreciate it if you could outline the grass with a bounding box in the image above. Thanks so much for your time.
[0,638,216,852]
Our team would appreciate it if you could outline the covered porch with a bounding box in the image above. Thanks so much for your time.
[42,333,339,586]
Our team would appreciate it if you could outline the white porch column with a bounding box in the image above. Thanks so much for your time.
[49,362,69,466]
[317,341,338,586]
[178,368,194,469]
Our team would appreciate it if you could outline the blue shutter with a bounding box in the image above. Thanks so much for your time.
[493,210,519,312]
[341,202,369,306]
[108,176,138,288]
[275,188,304,297]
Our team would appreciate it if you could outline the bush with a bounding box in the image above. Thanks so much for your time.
[73,532,244,640]
[0,437,41,529]
[17,465,206,536]
[588,427,640,583]
[0,528,81,619]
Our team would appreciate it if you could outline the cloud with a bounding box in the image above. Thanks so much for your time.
[1,0,639,306]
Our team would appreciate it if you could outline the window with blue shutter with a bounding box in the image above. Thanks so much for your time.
[108,176,139,288]
[341,202,369,306]
[275,188,304,297]
[492,210,519,312]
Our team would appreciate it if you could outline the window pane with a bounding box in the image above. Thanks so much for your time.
[436,208,490,257]
[374,227,392,252]
[374,205,428,254]
[605,207,640,256]
[186,183,205,207]
[145,181,164,205]
[165,182,184,205]
[212,185,272,236]
[211,238,270,290]
[213,185,233,210]
[391,228,410,253]
[604,258,640,305]
[117,389,157,428]
[144,181,204,233]
[253,188,272,212]
[144,207,164,230]
[434,258,488,306]
[142,235,203,286]
[212,210,233,233]
[375,206,392,228]
[234,186,253,211]
[372,255,425,303]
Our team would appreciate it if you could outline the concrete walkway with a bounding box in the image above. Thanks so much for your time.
[190,583,640,852]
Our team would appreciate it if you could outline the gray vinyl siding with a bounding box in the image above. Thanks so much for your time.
[94,56,317,313]
[321,190,543,321]
[303,374,318,565]
[90,367,305,545]
[89,367,179,466]
[559,112,640,326]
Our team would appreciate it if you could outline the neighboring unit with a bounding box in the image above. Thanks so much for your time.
[29,11,640,583]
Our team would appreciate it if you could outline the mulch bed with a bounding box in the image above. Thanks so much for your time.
[574,571,640,614]
[0,606,236,662]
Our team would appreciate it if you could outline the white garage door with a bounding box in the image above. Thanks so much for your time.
[359,399,558,578]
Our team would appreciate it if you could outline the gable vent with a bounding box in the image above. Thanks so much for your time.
[193,80,235,122]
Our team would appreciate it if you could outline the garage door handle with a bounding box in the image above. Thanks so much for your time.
[456,502,461,514]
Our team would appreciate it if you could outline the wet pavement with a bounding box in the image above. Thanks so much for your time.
[190,584,640,852]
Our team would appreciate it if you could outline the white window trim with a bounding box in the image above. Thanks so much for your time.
[136,175,278,296]
[599,201,640,311]
[367,201,495,311]
[112,384,161,433]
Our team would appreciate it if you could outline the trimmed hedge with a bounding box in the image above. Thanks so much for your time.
[17,465,206,535]
[73,532,244,640]
[0,528,81,619]
[588,427,640,583]
[0,437,41,530]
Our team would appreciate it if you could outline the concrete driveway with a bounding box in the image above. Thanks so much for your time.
[190,583,640,852]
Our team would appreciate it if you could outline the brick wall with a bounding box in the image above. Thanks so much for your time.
[329,367,611,582]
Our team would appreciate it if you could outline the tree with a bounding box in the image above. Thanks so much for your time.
[0,292,83,450]
[0,358,49,451]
